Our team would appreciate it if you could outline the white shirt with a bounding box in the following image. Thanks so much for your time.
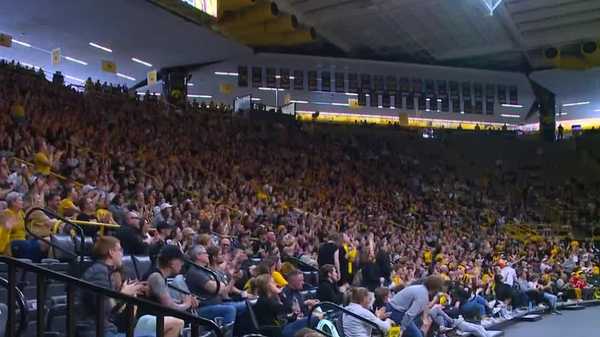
[501,266,517,287]
[343,303,391,337]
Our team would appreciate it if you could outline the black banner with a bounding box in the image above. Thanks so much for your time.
[413,78,423,96]
[252,66,262,88]
[308,71,318,91]
[369,92,378,107]
[374,75,384,93]
[237,65,248,87]
[386,76,397,94]
[406,95,415,110]
[498,85,507,104]
[382,94,391,108]
[430,97,438,112]
[437,80,448,98]
[279,68,290,89]
[335,72,345,92]
[474,83,483,100]
[360,74,372,91]
[464,97,472,114]
[452,99,460,113]
[418,96,426,111]
[486,101,494,115]
[441,98,449,112]
[475,100,483,114]
[462,82,471,99]
[509,86,518,104]
[321,71,331,92]
[358,91,367,106]
[425,79,435,98]
[400,78,410,95]
[348,73,359,93]
[449,81,459,99]
[293,70,304,90]
[266,68,276,88]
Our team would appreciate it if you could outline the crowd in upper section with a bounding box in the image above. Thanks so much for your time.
[2,60,600,337]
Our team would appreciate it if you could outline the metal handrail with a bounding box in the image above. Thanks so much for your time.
[0,277,27,337]
[283,255,319,272]
[1,256,222,337]
[307,301,385,337]
[24,207,86,263]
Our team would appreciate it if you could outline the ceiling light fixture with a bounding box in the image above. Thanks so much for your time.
[131,57,152,67]
[65,56,88,66]
[187,83,194,86]
[331,103,349,106]
[501,114,520,118]
[251,98,262,101]
[562,101,590,107]
[64,74,85,83]
[188,94,212,98]
[290,100,309,104]
[89,42,112,53]
[12,39,32,47]
[345,92,358,96]
[116,72,136,81]
[501,104,524,108]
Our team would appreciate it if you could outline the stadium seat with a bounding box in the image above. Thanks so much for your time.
[73,236,94,256]
[50,236,76,262]
[133,256,152,279]
[0,303,7,337]
[121,256,138,280]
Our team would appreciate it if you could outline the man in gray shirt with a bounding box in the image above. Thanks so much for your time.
[388,275,444,337]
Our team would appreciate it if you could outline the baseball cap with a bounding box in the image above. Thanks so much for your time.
[160,202,173,210]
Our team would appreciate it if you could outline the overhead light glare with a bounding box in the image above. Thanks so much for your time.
[65,56,88,66]
[131,57,152,67]
[562,101,590,107]
[116,72,136,81]
[89,42,112,53]
[290,100,308,104]
[501,104,524,108]
[501,114,520,118]
[188,94,212,98]
[12,39,32,47]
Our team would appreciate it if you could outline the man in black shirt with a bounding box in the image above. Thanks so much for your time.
[316,264,344,305]
[115,211,154,255]
[281,270,319,317]
[318,233,340,273]
[186,245,244,325]
[148,221,174,265]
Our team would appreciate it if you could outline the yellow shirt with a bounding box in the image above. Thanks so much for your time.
[423,250,433,264]
[34,152,51,176]
[0,225,10,255]
[1,208,26,242]
[272,271,288,287]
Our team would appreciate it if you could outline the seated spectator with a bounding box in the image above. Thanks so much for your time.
[281,270,319,317]
[343,287,391,337]
[80,236,153,337]
[316,264,344,305]
[138,245,192,337]
[186,244,245,325]
[373,287,391,311]
[253,274,314,337]
[2,191,44,261]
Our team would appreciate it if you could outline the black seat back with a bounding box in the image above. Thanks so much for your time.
[121,256,138,280]
[133,256,152,279]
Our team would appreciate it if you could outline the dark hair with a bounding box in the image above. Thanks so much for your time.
[319,264,336,280]
[424,275,444,292]
[157,245,184,268]
[206,245,220,265]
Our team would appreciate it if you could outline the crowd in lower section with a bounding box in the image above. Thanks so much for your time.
[1,60,600,337]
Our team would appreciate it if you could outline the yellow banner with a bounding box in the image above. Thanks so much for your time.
[0,33,12,47]
[51,48,61,65]
[348,98,359,109]
[147,70,158,86]
[219,83,234,94]
[101,60,117,74]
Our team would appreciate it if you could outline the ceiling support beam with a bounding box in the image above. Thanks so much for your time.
[480,0,505,16]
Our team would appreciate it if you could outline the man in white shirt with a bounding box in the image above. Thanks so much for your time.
[499,260,517,287]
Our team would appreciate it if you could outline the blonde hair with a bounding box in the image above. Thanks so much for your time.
[350,287,370,304]
[254,274,274,298]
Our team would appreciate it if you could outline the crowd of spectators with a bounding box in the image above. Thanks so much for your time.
[2,60,600,337]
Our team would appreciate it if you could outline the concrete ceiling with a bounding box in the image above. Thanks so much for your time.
[271,0,600,71]
[0,0,251,88]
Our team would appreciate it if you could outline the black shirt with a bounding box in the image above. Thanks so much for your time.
[316,280,343,305]
[255,296,286,326]
[281,286,308,315]
[186,267,222,305]
[114,225,148,256]
[318,242,338,267]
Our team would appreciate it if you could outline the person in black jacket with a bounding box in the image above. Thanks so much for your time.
[360,250,382,292]
[114,211,155,256]
[316,264,344,305]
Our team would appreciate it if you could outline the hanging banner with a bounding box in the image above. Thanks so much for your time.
[399,113,409,126]
[0,33,12,47]
[101,60,117,73]
[147,70,158,86]
[51,48,61,65]
[348,98,359,109]
[219,83,234,94]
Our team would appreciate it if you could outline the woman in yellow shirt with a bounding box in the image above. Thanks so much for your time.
[0,192,25,255]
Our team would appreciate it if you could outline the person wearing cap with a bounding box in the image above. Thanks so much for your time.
[152,202,173,227]
[148,221,174,265]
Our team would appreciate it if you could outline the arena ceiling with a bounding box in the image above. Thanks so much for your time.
[270,0,600,71]
[0,0,251,88]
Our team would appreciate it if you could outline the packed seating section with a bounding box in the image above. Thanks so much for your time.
[2,60,600,337]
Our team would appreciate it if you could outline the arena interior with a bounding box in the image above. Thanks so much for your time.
[2,1,600,337]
